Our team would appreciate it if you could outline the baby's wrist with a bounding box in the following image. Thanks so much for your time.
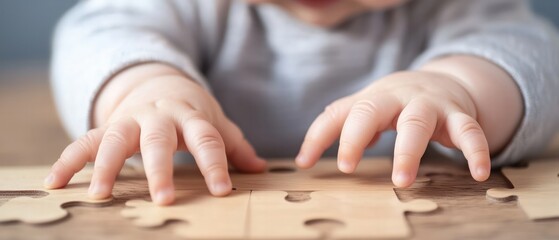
[418,55,523,154]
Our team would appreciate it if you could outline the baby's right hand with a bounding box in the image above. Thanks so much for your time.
[44,64,266,205]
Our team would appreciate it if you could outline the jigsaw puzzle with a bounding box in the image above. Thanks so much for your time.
[121,158,438,239]
[0,166,112,224]
[250,190,437,239]
[122,190,251,239]
[487,159,559,220]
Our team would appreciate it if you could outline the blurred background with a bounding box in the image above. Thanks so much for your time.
[0,1,558,165]
[1,0,558,74]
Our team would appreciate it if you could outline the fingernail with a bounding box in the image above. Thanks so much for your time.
[295,155,305,164]
[212,181,232,195]
[88,183,108,198]
[88,183,97,196]
[296,154,313,169]
[338,160,354,173]
[156,188,174,205]
[44,174,55,187]
[476,167,489,180]
[395,172,410,186]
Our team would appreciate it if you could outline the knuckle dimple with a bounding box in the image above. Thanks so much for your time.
[468,147,488,157]
[459,121,483,138]
[74,138,92,156]
[84,129,99,140]
[351,100,380,118]
[399,115,433,133]
[194,134,224,152]
[76,131,98,152]
[103,130,128,145]
[465,146,490,163]
[142,132,173,147]
[202,163,227,177]
[323,103,342,122]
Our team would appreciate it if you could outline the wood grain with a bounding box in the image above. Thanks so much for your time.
[1,75,558,239]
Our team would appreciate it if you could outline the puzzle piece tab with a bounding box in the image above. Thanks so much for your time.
[0,166,112,224]
[249,190,437,239]
[121,190,251,239]
[487,159,559,220]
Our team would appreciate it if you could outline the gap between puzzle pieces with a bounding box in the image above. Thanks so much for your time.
[487,159,559,220]
[0,166,112,224]
[249,190,437,239]
[121,189,437,239]
[122,158,438,239]
[122,190,251,239]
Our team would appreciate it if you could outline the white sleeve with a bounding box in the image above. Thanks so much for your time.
[51,0,212,139]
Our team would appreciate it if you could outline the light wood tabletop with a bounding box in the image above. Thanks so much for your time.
[0,70,558,240]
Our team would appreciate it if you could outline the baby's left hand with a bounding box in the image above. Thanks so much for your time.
[296,71,491,187]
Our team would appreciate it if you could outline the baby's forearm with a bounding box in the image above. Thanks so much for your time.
[93,63,190,127]
[419,55,523,155]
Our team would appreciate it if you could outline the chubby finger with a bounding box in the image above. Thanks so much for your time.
[296,98,353,169]
[181,116,231,196]
[219,118,266,173]
[89,118,140,199]
[446,112,491,181]
[139,115,177,205]
[393,100,437,187]
[45,127,106,189]
[338,97,399,173]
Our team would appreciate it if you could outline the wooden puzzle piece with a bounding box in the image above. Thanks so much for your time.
[121,190,251,239]
[487,159,559,220]
[121,158,436,239]
[249,190,437,239]
[0,166,112,224]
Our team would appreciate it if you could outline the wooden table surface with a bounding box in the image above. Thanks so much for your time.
[0,71,558,240]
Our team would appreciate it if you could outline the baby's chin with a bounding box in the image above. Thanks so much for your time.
[272,0,356,26]
[261,0,402,28]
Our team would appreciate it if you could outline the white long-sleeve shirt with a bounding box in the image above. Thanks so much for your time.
[51,0,559,166]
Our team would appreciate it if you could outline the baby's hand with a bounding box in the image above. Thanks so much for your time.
[44,64,266,205]
[296,71,491,187]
